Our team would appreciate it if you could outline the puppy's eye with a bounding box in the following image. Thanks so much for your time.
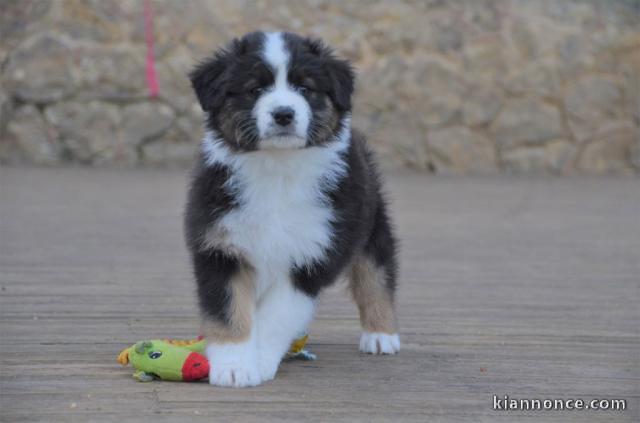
[249,87,264,95]
[148,351,162,359]
[296,85,311,95]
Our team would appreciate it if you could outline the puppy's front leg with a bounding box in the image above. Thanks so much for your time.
[256,281,316,382]
[194,250,261,387]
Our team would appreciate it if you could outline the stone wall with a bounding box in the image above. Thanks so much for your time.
[1,0,638,174]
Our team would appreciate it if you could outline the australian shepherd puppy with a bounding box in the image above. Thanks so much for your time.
[185,31,399,387]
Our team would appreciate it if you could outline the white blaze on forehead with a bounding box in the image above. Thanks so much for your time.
[253,31,311,148]
[262,32,289,91]
[262,32,289,73]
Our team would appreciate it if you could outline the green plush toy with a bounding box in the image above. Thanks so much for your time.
[117,335,315,382]
[117,337,209,382]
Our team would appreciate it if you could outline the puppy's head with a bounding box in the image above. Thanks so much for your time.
[190,31,354,151]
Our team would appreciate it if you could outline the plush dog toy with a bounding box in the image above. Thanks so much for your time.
[117,335,315,382]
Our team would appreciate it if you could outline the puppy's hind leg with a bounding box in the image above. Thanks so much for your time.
[349,203,400,355]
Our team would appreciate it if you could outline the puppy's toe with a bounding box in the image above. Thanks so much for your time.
[359,332,400,355]
[209,364,262,388]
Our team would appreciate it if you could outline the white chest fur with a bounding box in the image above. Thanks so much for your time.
[202,128,350,297]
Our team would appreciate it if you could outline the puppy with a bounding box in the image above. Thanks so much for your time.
[185,31,399,387]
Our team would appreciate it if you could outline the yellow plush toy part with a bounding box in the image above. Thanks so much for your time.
[286,334,317,360]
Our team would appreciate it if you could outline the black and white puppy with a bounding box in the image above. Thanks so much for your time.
[185,31,399,388]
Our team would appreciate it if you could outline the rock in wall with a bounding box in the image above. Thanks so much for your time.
[1,0,638,174]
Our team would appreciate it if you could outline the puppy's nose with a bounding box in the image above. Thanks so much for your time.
[272,107,295,126]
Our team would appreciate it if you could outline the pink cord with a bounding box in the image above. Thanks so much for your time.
[143,0,159,97]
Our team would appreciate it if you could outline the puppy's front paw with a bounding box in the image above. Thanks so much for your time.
[209,364,262,388]
[205,342,261,387]
[359,332,400,355]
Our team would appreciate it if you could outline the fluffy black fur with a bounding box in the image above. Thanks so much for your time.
[291,131,397,296]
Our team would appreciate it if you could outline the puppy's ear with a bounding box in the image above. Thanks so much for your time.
[326,58,355,112]
[304,38,355,112]
[189,51,230,112]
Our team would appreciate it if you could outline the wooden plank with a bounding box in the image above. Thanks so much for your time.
[1,167,638,423]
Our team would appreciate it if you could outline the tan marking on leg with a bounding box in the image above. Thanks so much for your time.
[349,256,397,334]
[201,265,255,343]
[201,225,243,257]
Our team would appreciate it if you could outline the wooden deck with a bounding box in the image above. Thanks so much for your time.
[1,167,638,422]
